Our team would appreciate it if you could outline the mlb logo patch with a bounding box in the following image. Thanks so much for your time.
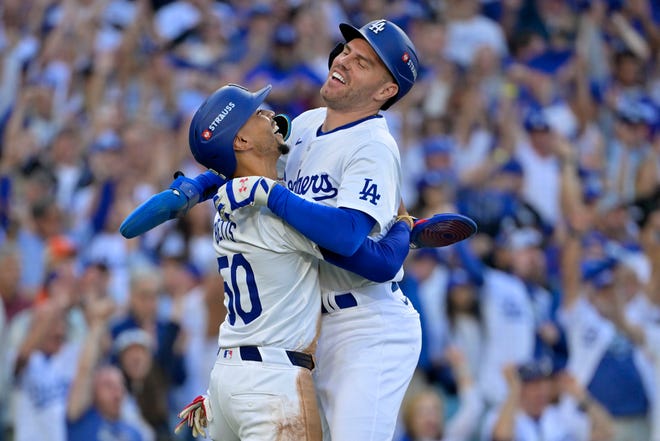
[402,52,410,63]
[222,349,233,359]
[202,129,212,140]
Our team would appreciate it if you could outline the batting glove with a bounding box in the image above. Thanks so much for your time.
[213,176,277,221]
[174,394,213,438]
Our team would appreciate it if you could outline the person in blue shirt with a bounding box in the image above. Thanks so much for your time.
[66,293,148,441]
[67,366,144,441]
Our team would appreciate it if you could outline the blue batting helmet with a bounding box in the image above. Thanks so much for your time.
[328,19,419,110]
[189,84,271,179]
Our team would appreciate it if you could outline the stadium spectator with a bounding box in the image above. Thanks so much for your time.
[399,346,484,441]
[559,143,655,441]
[110,266,186,389]
[481,360,614,441]
[67,294,148,441]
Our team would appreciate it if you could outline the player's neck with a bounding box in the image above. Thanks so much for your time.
[234,157,278,180]
[322,107,380,132]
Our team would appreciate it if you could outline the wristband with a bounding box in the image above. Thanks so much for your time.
[396,215,414,230]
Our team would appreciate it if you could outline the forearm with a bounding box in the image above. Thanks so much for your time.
[15,304,64,375]
[612,13,651,60]
[268,184,375,256]
[559,155,582,218]
[491,394,519,441]
[194,170,225,201]
[321,220,409,282]
[119,170,224,239]
[581,396,615,441]
[614,317,646,346]
[67,324,105,420]
[445,385,484,441]
[561,227,583,309]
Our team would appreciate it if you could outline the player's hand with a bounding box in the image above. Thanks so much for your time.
[174,394,213,438]
[214,176,276,220]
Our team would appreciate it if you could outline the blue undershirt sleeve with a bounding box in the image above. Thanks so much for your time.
[321,221,410,282]
[455,240,485,287]
[267,183,376,256]
[91,180,116,234]
[196,170,225,201]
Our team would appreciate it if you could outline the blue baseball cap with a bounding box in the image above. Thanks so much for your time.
[498,158,524,176]
[517,357,554,382]
[581,257,618,288]
[90,130,123,153]
[447,268,476,290]
[616,99,657,126]
[423,136,455,156]
[525,49,573,75]
[523,109,551,132]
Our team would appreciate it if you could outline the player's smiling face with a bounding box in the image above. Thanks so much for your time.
[321,39,398,112]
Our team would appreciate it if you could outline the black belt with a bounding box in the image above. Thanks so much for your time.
[239,346,315,371]
[321,292,358,314]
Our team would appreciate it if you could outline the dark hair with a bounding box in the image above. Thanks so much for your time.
[445,279,481,329]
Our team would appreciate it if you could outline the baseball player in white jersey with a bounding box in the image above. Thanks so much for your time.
[174,83,413,441]
[214,20,424,441]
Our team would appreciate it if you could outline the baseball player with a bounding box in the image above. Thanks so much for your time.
[174,83,413,441]
[120,19,477,441]
[213,19,423,441]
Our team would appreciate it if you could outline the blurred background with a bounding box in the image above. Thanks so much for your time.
[1,0,660,440]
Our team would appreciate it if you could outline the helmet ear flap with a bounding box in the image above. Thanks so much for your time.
[327,43,344,69]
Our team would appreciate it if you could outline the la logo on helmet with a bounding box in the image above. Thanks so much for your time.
[368,20,386,34]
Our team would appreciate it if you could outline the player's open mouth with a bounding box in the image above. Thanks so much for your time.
[331,71,346,84]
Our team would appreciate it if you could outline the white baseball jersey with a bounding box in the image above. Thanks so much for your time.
[12,343,80,441]
[480,397,590,441]
[208,206,325,441]
[479,269,535,406]
[283,107,403,293]
[559,296,654,387]
[212,207,323,351]
[283,108,422,441]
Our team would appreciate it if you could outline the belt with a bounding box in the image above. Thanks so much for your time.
[321,292,358,314]
[239,346,315,371]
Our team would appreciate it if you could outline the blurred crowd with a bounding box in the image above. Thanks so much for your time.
[1,0,660,440]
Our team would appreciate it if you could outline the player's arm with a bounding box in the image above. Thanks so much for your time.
[268,186,377,256]
[120,170,224,238]
[215,176,378,256]
[321,219,411,282]
[67,296,115,421]
[119,114,292,239]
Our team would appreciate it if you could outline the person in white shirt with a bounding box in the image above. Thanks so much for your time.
[481,359,614,441]
[10,302,79,441]
[443,0,508,67]
[558,141,654,441]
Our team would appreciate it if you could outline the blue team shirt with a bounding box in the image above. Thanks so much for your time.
[587,332,649,417]
[67,408,143,441]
